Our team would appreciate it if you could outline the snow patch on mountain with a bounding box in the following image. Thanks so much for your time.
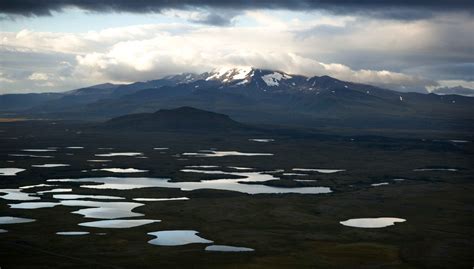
[233,67,253,80]
[261,72,292,87]
[206,66,253,84]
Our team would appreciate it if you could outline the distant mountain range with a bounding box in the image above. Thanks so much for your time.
[1,67,473,131]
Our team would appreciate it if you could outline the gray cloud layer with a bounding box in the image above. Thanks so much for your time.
[0,2,472,94]
[1,0,473,22]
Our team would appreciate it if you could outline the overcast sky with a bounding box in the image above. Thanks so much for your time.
[0,0,473,94]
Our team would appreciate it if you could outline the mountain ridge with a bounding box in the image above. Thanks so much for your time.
[0,67,473,132]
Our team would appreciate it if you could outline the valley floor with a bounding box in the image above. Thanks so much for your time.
[0,121,473,268]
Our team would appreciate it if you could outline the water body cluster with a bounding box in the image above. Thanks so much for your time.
[0,143,418,252]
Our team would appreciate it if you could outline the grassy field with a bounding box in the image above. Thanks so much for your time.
[0,121,472,268]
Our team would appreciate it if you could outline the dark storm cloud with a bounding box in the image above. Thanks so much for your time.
[182,9,241,26]
[1,0,472,22]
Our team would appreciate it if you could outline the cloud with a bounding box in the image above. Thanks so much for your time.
[0,72,15,83]
[1,0,472,22]
[429,86,474,96]
[431,80,474,90]
[28,72,53,81]
[0,46,79,94]
[0,10,472,94]
[165,9,241,26]
[72,39,437,93]
[405,63,474,82]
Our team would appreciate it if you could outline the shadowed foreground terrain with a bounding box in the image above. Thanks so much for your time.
[0,120,473,268]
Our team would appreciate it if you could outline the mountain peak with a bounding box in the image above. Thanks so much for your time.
[205,66,299,88]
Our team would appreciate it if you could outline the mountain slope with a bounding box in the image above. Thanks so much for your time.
[2,67,473,131]
[0,92,63,111]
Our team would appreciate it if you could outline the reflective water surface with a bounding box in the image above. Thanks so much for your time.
[182,151,273,157]
[9,202,60,209]
[249,139,274,143]
[48,175,332,195]
[32,164,70,168]
[371,182,389,187]
[205,245,254,252]
[340,217,406,228]
[0,189,40,201]
[60,200,145,219]
[53,194,125,200]
[96,168,148,173]
[293,168,345,173]
[0,216,36,224]
[95,152,143,157]
[133,197,189,202]
[147,230,213,246]
[80,219,160,228]
[0,168,25,176]
[56,231,90,235]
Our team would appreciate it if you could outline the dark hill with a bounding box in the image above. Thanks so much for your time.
[103,106,246,132]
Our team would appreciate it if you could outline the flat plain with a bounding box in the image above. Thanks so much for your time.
[0,120,473,268]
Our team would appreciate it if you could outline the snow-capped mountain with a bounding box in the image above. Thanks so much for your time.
[205,66,255,84]
[1,66,472,131]
[203,66,302,90]
[162,66,381,96]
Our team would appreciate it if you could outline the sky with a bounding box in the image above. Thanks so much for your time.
[0,0,473,95]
